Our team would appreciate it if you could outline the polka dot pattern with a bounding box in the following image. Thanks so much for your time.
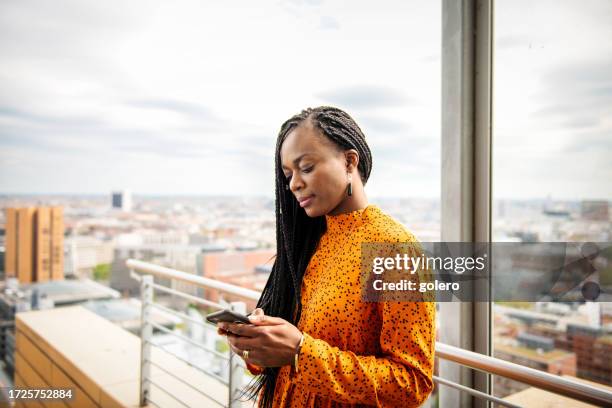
[271,205,436,407]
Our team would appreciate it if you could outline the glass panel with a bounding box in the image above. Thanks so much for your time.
[492,0,612,401]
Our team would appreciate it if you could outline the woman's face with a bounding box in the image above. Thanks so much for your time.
[280,122,350,217]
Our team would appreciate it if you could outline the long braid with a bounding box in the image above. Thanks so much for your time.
[242,107,373,407]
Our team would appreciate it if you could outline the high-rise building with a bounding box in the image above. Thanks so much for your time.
[528,321,612,385]
[4,208,17,279]
[566,324,612,385]
[494,337,577,397]
[50,207,64,280]
[3,207,64,283]
[35,207,51,281]
[581,200,610,221]
[111,190,132,212]
[17,208,34,283]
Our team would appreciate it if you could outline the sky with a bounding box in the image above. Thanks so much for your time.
[0,0,610,200]
[493,0,612,201]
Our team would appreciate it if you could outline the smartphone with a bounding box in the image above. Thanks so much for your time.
[206,309,251,326]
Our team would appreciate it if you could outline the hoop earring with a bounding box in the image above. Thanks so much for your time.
[347,173,353,197]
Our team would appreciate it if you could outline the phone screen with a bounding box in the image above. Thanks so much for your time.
[206,309,250,325]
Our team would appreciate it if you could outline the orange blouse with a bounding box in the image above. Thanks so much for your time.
[258,204,435,407]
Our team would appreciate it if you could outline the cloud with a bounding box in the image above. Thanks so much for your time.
[0,92,274,165]
[287,0,323,5]
[561,130,612,154]
[563,116,601,130]
[546,57,612,87]
[359,115,411,135]
[0,106,104,128]
[0,0,444,196]
[1,0,609,200]
[319,16,340,30]
[0,126,83,153]
[126,99,216,120]
[531,57,612,131]
[422,54,440,63]
[117,142,209,159]
[316,85,413,110]
[496,35,532,50]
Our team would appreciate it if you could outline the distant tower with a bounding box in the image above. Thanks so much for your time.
[111,190,132,212]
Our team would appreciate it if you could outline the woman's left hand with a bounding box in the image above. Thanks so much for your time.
[218,312,303,367]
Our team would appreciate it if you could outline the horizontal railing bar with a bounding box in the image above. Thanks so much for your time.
[149,321,229,360]
[147,301,219,330]
[146,358,226,406]
[150,283,225,309]
[436,342,612,407]
[130,270,142,282]
[146,377,191,408]
[145,397,163,408]
[128,259,261,300]
[147,341,229,385]
[433,375,521,408]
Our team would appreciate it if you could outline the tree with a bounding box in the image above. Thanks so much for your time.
[93,263,110,281]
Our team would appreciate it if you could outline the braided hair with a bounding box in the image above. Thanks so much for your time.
[244,106,373,407]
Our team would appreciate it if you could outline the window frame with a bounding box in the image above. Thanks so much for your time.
[440,0,493,407]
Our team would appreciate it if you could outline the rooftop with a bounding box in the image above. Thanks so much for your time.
[16,306,234,407]
[504,375,612,408]
[495,343,574,364]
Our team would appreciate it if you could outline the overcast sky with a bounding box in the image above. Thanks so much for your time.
[0,0,610,200]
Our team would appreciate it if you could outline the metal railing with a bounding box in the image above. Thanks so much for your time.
[129,259,259,408]
[128,259,612,408]
[435,342,612,407]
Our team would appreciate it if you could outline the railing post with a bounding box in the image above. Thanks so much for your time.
[139,274,153,407]
[228,301,247,408]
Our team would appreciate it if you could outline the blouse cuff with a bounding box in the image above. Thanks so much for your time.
[289,331,315,382]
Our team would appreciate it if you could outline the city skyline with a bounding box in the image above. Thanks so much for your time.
[0,0,611,200]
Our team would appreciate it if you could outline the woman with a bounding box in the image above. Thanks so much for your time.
[218,106,435,407]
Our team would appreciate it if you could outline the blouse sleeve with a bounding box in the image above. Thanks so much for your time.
[290,299,436,407]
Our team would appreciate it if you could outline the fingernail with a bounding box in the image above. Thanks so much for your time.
[248,315,262,322]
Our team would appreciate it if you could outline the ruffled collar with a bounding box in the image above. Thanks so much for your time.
[324,204,378,236]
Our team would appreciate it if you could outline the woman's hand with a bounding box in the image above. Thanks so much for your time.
[218,308,303,367]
